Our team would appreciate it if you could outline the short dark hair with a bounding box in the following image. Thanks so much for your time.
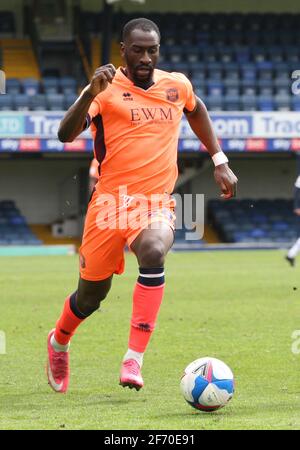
[122,18,161,42]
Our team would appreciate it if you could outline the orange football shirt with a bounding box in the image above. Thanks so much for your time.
[85,67,196,197]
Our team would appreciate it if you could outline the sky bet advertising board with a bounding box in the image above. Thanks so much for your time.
[1,111,300,153]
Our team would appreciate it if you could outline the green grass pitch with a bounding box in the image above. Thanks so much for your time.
[0,250,300,430]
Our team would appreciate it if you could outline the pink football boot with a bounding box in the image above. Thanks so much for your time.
[119,359,144,391]
[46,329,70,393]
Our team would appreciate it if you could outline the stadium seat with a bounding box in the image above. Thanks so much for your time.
[208,198,297,243]
[60,77,77,95]
[257,79,273,96]
[64,93,77,109]
[6,78,21,94]
[30,94,47,111]
[257,95,274,111]
[46,93,64,110]
[0,94,13,110]
[274,94,291,111]
[223,94,240,111]
[22,78,40,96]
[206,80,224,96]
[14,94,30,111]
[43,77,59,94]
[240,95,257,111]
[224,79,240,96]
[291,96,300,111]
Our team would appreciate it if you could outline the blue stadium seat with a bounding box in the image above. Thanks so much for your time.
[46,93,64,110]
[194,87,206,98]
[64,93,77,109]
[223,94,240,111]
[268,46,284,63]
[258,67,273,80]
[6,78,21,94]
[22,78,40,96]
[173,61,190,72]
[59,77,77,94]
[241,65,256,81]
[224,67,240,80]
[201,47,217,63]
[257,79,273,96]
[240,95,257,111]
[274,94,291,111]
[14,94,30,111]
[240,80,257,95]
[257,95,274,111]
[30,94,47,111]
[284,46,299,63]
[224,79,240,95]
[206,80,224,96]
[291,96,300,111]
[206,96,223,111]
[252,46,267,63]
[185,47,200,63]
[235,47,250,63]
[219,48,234,63]
[0,94,13,110]
[43,77,59,94]
[274,78,291,95]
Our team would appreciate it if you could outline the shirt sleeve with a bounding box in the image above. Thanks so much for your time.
[78,84,103,129]
[184,77,197,112]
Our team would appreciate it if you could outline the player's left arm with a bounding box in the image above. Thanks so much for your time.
[185,96,238,199]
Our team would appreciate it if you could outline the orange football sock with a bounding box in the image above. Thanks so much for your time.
[129,268,165,353]
[54,292,86,345]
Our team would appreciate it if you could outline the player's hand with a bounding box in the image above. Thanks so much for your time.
[86,64,116,97]
[294,208,300,216]
[214,164,238,199]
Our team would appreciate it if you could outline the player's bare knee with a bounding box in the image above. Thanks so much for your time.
[138,241,166,267]
[77,277,112,314]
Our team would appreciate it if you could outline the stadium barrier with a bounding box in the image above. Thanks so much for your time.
[1,111,300,152]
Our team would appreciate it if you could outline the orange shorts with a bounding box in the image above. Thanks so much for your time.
[79,189,176,281]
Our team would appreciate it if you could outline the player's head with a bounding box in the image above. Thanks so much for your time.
[120,18,160,86]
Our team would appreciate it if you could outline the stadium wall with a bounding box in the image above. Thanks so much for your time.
[0,158,89,224]
[80,0,300,13]
[0,157,296,225]
[191,157,297,203]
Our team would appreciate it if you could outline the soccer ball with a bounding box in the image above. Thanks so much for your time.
[180,357,234,412]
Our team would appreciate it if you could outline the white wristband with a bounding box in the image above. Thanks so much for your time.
[212,152,228,167]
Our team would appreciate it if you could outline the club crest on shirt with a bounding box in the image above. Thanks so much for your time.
[166,88,179,102]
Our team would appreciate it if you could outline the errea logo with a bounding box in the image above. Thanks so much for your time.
[123,92,133,101]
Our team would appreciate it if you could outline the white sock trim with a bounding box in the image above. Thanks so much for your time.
[123,349,144,367]
[50,334,70,352]
[139,272,164,278]
[288,238,300,258]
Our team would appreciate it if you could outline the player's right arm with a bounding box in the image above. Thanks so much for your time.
[57,64,116,142]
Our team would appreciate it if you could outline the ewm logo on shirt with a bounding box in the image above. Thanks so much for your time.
[130,107,173,122]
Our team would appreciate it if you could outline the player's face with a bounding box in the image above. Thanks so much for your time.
[121,29,160,86]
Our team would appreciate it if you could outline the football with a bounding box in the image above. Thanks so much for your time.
[180,357,234,412]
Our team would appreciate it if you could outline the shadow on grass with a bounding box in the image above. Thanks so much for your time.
[1,390,147,412]
[148,400,300,422]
